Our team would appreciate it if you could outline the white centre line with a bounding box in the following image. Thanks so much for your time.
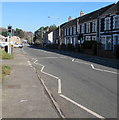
[60,94,105,119]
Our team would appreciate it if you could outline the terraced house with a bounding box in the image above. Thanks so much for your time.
[98,2,119,58]
[62,16,78,46]
[57,2,119,58]
[77,4,113,43]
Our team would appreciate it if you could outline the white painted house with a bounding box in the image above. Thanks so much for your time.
[47,31,54,44]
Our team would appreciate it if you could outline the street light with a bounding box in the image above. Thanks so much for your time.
[48,16,61,44]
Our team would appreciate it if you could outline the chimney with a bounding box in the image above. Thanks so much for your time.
[68,16,72,21]
[80,11,84,17]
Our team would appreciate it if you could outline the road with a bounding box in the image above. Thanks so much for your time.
[23,45,118,118]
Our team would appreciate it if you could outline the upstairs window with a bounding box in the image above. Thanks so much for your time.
[86,23,90,33]
[92,21,97,32]
[105,17,111,30]
[78,24,81,34]
[113,15,119,29]
[73,26,76,35]
[67,28,69,36]
[70,27,72,35]
[64,29,66,36]
[81,24,85,34]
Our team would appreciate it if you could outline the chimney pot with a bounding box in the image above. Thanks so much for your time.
[80,11,84,17]
[68,16,72,21]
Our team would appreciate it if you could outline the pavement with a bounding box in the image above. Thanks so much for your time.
[2,48,59,118]
[23,44,118,119]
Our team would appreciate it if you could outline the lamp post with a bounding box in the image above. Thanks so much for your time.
[48,16,61,44]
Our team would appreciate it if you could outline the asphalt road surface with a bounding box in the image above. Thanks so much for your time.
[23,44,118,118]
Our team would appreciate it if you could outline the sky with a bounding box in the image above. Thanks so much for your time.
[1,2,116,33]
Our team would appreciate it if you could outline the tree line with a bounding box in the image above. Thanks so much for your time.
[33,24,57,44]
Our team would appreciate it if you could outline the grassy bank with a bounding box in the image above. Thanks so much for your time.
[2,65,11,80]
[0,50,13,59]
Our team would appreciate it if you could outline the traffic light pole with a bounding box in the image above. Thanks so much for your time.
[7,25,12,54]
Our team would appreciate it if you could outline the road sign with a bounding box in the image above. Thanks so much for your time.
[7,33,12,36]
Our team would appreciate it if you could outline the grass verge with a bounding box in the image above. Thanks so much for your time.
[2,65,11,80]
[0,49,13,59]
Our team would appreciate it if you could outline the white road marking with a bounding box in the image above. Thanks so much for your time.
[34,59,62,94]
[27,61,32,67]
[58,79,61,94]
[38,56,66,59]
[72,58,90,65]
[72,59,75,62]
[32,58,112,118]
[60,94,105,119]
[91,64,118,74]
[38,77,65,118]
[20,99,28,102]
[34,60,38,64]
[73,59,118,74]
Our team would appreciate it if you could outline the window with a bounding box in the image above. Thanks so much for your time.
[81,24,85,34]
[70,37,72,44]
[92,36,96,41]
[105,17,111,30]
[64,37,67,44]
[70,27,72,35]
[113,35,119,45]
[78,24,80,34]
[101,36,106,50]
[113,15,119,29]
[86,23,90,33]
[67,28,69,36]
[64,29,66,36]
[101,36,112,50]
[85,36,91,41]
[106,36,112,50]
[73,26,76,35]
[92,21,97,32]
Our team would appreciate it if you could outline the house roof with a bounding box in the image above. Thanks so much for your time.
[99,2,119,17]
[78,3,114,23]
[61,18,77,28]
[59,3,115,27]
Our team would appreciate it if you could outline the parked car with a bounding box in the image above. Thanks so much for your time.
[14,44,23,48]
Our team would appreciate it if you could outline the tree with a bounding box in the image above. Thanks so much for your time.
[1,31,7,37]
[14,28,25,38]
[33,25,57,44]
[49,24,57,32]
